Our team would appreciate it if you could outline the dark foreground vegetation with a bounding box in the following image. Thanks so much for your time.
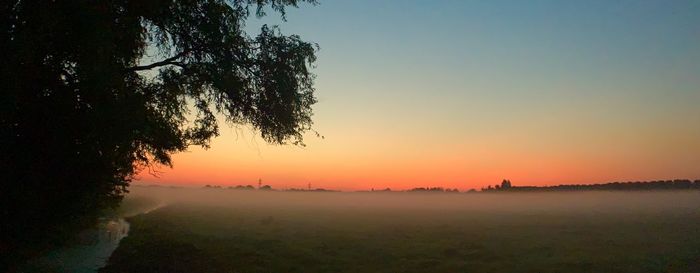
[15,196,162,273]
[1,1,318,269]
[100,189,700,273]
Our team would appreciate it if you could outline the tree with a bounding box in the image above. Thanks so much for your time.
[0,0,318,268]
[501,179,512,189]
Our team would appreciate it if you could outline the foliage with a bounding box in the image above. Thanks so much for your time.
[0,0,318,269]
[407,187,460,192]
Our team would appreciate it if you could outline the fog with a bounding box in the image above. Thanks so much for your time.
[126,186,700,217]
[106,186,700,272]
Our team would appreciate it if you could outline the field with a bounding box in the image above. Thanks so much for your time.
[101,189,700,273]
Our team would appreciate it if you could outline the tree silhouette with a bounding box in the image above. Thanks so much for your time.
[488,179,700,192]
[501,179,512,189]
[1,0,318,268]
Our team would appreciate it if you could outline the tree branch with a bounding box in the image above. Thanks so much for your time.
[126,51,190,72]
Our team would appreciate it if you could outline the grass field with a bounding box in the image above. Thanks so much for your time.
[101,189,700,273]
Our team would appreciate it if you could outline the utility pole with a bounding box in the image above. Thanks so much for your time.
[258,178,262,189]
[308,182,311,191]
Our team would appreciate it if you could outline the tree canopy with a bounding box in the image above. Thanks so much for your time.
[0,0,318,268]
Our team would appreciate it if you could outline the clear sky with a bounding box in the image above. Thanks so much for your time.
[137,0,700,190]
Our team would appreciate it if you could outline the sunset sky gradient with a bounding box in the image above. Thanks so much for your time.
[137,0,700,190]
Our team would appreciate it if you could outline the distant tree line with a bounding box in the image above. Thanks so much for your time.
[203,184,272,190]
[201,184,338,192]
[482,179,700,192]
[285,187,337,192]
[164,179,700,194]
[406,187,460,193]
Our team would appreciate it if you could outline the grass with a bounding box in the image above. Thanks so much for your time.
[101,191,700,273]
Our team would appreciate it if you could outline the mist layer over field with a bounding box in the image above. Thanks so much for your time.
[105,187,700,273]
[129,186,700,213]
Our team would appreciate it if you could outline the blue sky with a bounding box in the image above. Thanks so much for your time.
[151,1,700,189]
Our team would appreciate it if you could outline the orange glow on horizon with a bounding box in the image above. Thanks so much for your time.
[135,124,700,191]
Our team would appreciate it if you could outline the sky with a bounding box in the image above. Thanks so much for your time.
[137,0,700,191]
